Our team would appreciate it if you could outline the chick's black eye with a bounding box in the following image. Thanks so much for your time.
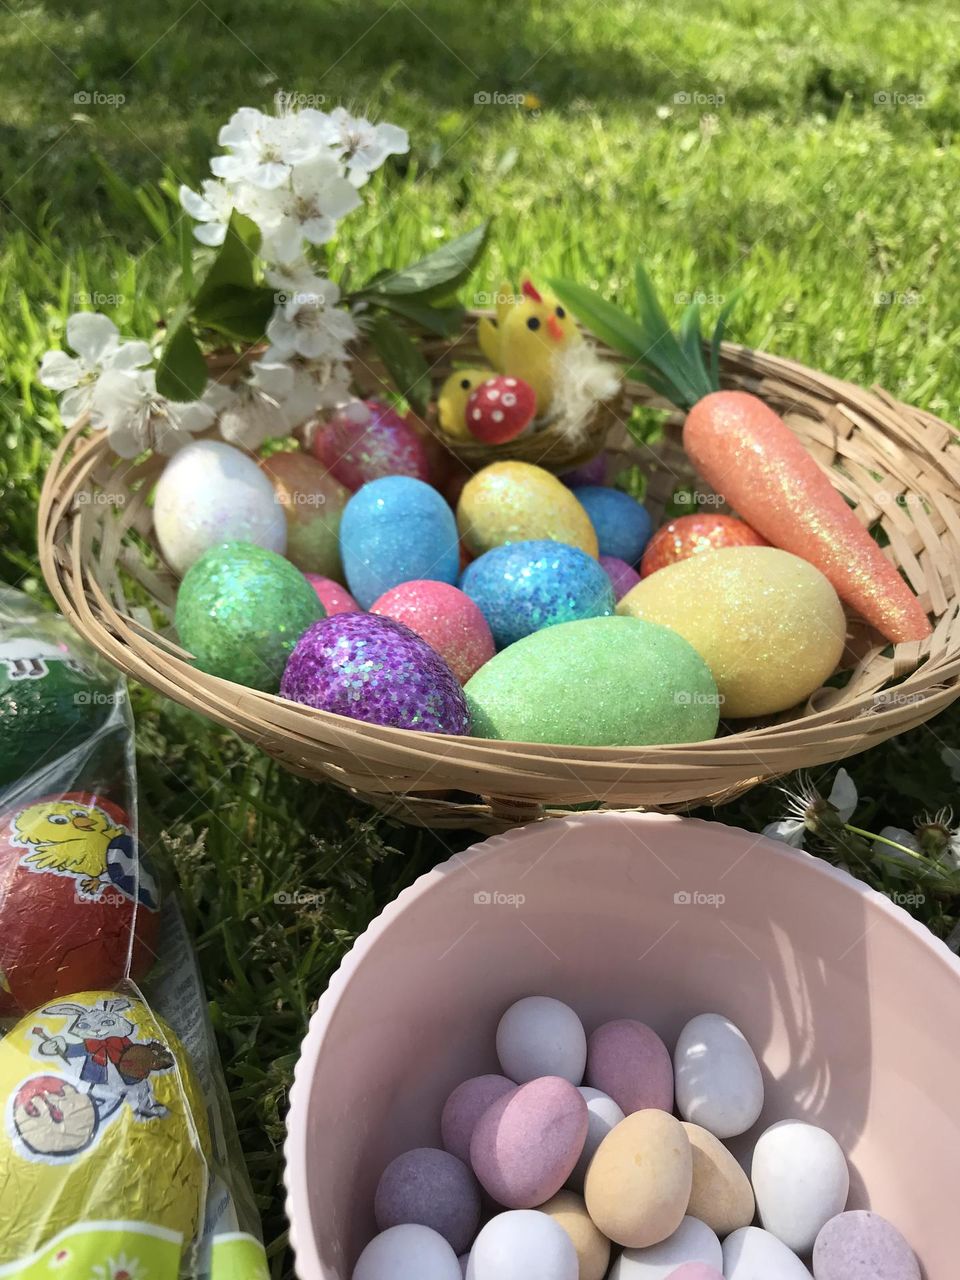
[460,379,471,389]
[526,317,541,331]
[556,306,565,318]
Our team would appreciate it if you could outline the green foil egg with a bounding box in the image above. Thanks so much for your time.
[464,615,720,746]
[175,542,324,692]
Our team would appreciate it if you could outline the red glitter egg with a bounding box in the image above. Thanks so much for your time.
[370,580,496,684]
[311,399,431,491]
[0,792,160,1015]
[640,513,768,578]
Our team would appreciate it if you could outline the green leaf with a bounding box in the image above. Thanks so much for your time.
[193,210,262,309]
[357,220,491,302]
[547,278,649,358]
[364,294,466,336]
[709,290,741,390]
[194,283,276,342]
[368,314,431,411]
[156,320,207,401]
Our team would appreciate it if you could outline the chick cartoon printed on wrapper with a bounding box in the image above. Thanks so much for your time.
[10,997,175,1163]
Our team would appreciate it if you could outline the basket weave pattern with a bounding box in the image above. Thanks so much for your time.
[39,318,960,833]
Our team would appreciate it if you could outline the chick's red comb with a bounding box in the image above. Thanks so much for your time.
[521,279,542,303]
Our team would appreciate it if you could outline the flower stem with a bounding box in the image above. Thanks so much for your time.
[844,823,947,877]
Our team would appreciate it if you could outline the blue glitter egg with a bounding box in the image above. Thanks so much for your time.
[340,476,459,609]
[571,485,652,565]
[460,539,616,649]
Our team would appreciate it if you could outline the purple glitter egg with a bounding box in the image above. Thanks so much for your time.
[560,452,607,488]
[599,554,642,601]
[280,613,470,734]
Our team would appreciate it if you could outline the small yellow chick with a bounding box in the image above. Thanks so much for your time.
[13,800,122,894]
[437,368,491,440]
[478,273,581,415]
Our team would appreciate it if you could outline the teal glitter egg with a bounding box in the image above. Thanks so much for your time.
[175,542,324,692]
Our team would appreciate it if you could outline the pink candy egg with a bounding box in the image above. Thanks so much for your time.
[370,581,495,685]
[303,574,361,616]
[586,1019,674,1114]
[311,399,431,491]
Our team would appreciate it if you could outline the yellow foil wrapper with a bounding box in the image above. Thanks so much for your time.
[0,988,210,1265]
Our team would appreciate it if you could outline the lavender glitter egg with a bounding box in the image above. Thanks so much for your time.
[280,613,470,734]
[599,555,642,602]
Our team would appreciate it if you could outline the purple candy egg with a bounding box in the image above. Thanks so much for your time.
[586,1018,674,1114]
[599,555,642,601]
[442,1075,517,1164]
[375,1147,481,1254]
[561,453,607,487]
[812,1211,920,1280]
[280,613,470,734]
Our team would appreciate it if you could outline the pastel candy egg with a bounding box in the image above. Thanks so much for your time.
[371,580,495,684]
[313,399,431,490]
[812,1211,920,1280]
[457,462,598,558]
[353,1224,462,1280]
[618,547,846,718]
[464,616,720,746]
[461,541,615,649]
[664,1269,725,1280]
[176,541,323,693]
[459,1256,470,1278]
[469,1076,588,1208]
[599,554,642,601]
[568,1087,625,1192]
[722,1226,814,1280]
[682,1123,755,1237]
[585,1018,673,1114]
[374,1147,481,1254]
[571,486,652,563]
[639,513,767,578]
[466,1210,579,1280]
[280,614,470,734]
[538,1191,611,1280]
[496,996,587,1085]
[260,450,349,578]
[304,574,361,615]
[674,1013,764,1139]
[609,1216,722,1279]
[341,476,459,609]
[441,1075,516,1164]
[751,1120,850,1255]
[154,440,286,577]
[584,1110,692,1248]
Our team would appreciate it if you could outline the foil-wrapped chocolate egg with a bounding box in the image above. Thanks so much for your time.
[640,514,767,578]
[370,580,495,684]
[457,462,598,559]
[0,793,159,1016]
[0,989,209,1265]
[259,449,350,579]
[280,614,470,733]
[311,399,430,491]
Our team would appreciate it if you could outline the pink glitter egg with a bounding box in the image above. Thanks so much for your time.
[303,574,361,615]
[599,554,642,601]
[311,399,431,491]
[370,580,495,685]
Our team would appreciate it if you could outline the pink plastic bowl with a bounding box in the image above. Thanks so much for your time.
[284,812,960,1279]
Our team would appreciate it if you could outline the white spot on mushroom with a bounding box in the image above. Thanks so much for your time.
[472,408,482,420]
[492,409,504,422]
[502,393,517,407]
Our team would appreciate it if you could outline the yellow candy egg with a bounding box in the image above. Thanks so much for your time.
[437,368,491,440]
[457,461,599,558]
[617,546,846,717]
[0,989,210,1264]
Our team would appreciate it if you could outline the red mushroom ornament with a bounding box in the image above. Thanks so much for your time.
[466,376,537,445]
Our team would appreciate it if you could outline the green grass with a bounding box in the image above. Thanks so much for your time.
[4,0,960,1272]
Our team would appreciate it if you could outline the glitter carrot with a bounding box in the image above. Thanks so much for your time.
[550,268,931,644]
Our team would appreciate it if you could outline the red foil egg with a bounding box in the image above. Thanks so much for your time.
[0,792,160,1015]
[640,514,768,578]
[311,399,431,491]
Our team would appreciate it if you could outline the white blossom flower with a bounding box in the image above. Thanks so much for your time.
[211,106,325,190]
[763,768,857,849]
[92,368,214,457]
[252,155,361,262]
[38,313,152,421]
[179,178,235,246]
[277,355,354,428]
[216,359,294,450]
[327,107,409,187]
[265,279,357,360]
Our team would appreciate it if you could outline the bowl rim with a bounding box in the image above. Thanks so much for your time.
[282,809,960,1279]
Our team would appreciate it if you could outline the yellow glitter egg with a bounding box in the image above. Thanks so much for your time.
[617,546,846,717]
[0,988,210,1265]
[457,461,599,558]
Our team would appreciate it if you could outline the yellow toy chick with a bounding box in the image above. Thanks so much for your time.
[437,368,491,440]
[12,800,122,896]
[477,273,581,416]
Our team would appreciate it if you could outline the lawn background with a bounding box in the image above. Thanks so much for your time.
[3,0,960,1273]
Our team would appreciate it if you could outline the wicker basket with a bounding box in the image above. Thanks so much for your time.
[38,316,960,833]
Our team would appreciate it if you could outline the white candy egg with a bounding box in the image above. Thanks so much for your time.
[353,1224,462,1280]
[609,1215,722,1278]
[567,1087,625,1191]
[466,1211,578,1280]
[154,440,286,576]
[722,1225,814,1279]
[674,1013,764,1139]
[496,996,587,1085]
[751,1120,849,1254]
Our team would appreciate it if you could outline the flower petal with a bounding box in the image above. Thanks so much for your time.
[109,341,153,372]
[38,349,82,391]
[828,767,858,823]
[66,312,119,364]
[762,818,805,848]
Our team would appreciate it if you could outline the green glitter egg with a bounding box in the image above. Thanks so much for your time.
[175,542,324,692]
[464,615,720,746]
